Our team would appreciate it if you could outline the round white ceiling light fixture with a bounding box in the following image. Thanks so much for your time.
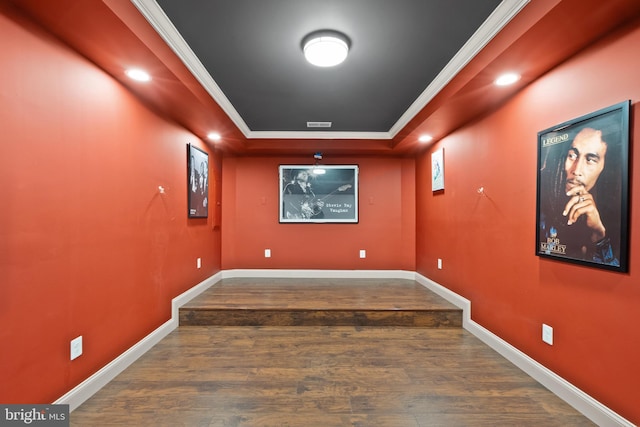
[302,30,350,67]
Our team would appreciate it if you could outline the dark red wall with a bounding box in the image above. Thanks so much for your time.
[416,18,640,423]
[0,3,221,403]
[221,156,415,270]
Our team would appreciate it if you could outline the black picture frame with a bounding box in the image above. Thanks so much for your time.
[279,165,358,223]
[187,143,208,218]
[535,100,630,272]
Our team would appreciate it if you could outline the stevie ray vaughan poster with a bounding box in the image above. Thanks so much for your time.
[279,165,358,223]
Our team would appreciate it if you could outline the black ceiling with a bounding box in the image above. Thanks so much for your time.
[138,0,512,138]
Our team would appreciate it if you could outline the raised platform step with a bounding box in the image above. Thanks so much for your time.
[179,278,463,327]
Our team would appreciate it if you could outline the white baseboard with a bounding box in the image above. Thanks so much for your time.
[414,272,633,427]
[221,269,416,280]
[56,269,633,426]
[413,273,472,327]
[55,272,222,411]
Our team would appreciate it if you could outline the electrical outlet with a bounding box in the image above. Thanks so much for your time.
[70,336,83,360]
[542,324,553,345]
[359,250,366,258]
[197,258,201,269]
[265,249,271,258]
[437,258,443,269]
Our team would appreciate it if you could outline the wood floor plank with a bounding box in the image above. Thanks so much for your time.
[71,326,593,426]
[179,279,462,327]
[181,279,453,310]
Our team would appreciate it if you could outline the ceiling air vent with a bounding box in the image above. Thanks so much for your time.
[307,121,332,128]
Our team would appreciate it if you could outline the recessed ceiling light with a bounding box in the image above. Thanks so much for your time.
[495,73,520,86]
[125,68,151,82]
[302,31,350,67]
[418,135,433,143]
[207,132,221,142]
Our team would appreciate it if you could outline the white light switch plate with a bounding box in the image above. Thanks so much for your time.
[542,324,553,345]
[70,336,83,360]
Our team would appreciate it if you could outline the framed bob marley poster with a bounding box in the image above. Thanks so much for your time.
[535,101,630,272]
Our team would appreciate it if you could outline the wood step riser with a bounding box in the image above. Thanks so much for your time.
[179,309,462,327]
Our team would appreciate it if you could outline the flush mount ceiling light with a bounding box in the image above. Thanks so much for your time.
[125,68,151,82]
[302,30,350,67]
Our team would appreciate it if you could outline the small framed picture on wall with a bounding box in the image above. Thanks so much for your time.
[535,100,630,272]
[187,143,208,218]
[432,148,444,191]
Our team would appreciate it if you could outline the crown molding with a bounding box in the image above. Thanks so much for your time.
[133,0,529,140]
[388,0,530,137]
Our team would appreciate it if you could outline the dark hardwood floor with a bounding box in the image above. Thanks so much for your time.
[70,279,593,426]
[179,278,462,327]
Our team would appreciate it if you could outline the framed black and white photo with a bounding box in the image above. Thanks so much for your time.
[279,165,358,223]
[187,143,208,218]
[536,100,630,272]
